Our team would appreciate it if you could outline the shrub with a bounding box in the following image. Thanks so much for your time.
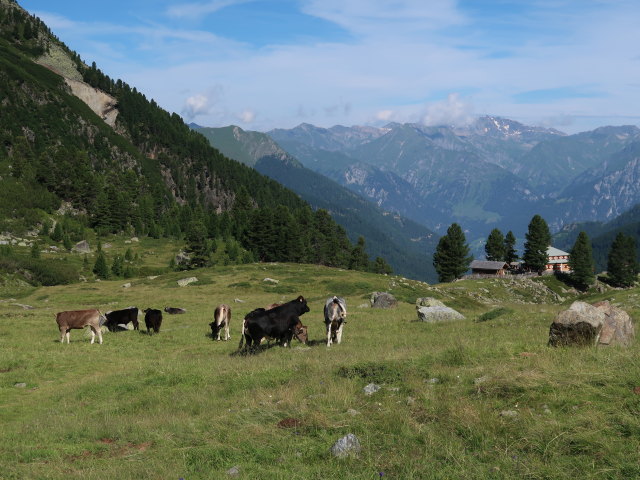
[475,307,513,322]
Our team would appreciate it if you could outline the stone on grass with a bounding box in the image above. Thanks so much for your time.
[73,240,91,253]
[226,466,240,476]
[417,305,464,323]
[330,433,362,458]
[371,292,397,309]
[548,300,634,347]
[416,297,446,308]
[263,277,279,284]
[177,277,198,287]
[363,383,381,395]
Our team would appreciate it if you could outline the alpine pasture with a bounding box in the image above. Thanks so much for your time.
[1,262,640,479]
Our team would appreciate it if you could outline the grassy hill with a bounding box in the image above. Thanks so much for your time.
[2,263,640,479]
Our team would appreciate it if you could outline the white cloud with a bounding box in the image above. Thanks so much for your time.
[166,0,253,19]
[237,109,256,123]
[422,93,475,127]
[182,86,223,120]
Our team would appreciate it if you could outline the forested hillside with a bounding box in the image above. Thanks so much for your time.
[0,0,383,279]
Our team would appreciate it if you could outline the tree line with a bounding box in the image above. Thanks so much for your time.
[433,214,639,289]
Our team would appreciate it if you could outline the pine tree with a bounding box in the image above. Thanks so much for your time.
[607,232,639,288]
[184,220,211,269]
[569,231,595,291]
[93,251,110,279]
[349,236,370,271]
[522,215,551,273]
[485,228,505,261]
[111,255,124,277]
[433,223,473,283]
[504,231,518,265]
[372,256,393,275]
[30,241,40,259]
[50,222,63,242]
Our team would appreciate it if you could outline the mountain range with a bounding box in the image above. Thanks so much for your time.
[268,120,640,248]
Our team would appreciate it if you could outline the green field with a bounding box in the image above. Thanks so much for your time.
[1,264,639,479]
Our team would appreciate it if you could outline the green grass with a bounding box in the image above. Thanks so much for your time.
[1,264,639,479]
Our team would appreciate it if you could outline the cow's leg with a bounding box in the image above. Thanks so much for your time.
[95,326,103,345]
[59,328,65,344]
[89,327,95,344]
[65,329,71,344]
[336,323,344,344]
[224,323,230,341]
[326,323,332,347]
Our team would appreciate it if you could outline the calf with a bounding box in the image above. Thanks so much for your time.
[56,309,104,344]
[239,295,310,353]
[324,296,347,347]
[104,307,139,331]
[143,308,163,335]
[210,304,231,341]
[164,307,186,314]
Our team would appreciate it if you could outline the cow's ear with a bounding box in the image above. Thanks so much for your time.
[297,296,304,302]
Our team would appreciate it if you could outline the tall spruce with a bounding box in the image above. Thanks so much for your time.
[485,228,505,261]
[349,236,370,271]
[93,251,110,279]
[569,231,595,291]
[523,215,551,273]
[607,232,639,287]
[433,223,473,283]
[504,231,518,264]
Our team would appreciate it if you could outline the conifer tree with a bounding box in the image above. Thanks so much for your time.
[569,231,595,291]
[184,220,211,269]
[607,232,639,288]
[50,222,63,242]
[93,251,110,279]
[504,231,518,265]
[485,228,505,261]
[372,256,393,275]
[30,241,40,259]
[433,223,473,283]
[349,236,370,271]
[522,215,551,273]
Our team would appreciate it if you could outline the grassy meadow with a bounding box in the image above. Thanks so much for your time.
[1,262,640,479]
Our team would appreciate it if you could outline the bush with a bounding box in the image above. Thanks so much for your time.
[475,307,513,323]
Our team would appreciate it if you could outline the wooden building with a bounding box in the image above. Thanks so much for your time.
[470,260,510,276]
[546,246,571,273]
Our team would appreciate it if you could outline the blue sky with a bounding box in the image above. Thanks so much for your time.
[19,0,640,133]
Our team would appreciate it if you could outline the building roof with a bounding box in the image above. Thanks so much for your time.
[470,260,509,270]
[547,246,570,257]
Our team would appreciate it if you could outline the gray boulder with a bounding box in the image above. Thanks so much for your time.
[371,292,397,309]
[330,433,362,458]
[73,240,91,253]
[594,301,635,347]
[548,301,609,347]
[417,305,465,323]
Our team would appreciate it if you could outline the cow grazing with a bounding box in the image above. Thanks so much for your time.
[210,304,231,341]
[239,295,310,352]
[56,309,104,344]
[143,308,163,335]
[164,307,186,314]
[324,296,347,347]
[104,307,139,331]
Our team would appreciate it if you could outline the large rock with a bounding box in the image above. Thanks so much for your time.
[548,301,634,347]
[594,301,635,347]
[371,292,397,309]
[177,277,198,287]
[73,240,91,253]
[417,305,465,323]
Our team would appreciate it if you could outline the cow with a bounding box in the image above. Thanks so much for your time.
[55,309,104,344]
[164,307,187,314]
[210,304,231,341]
[143,308,163,335]
[263,303,307,345]
[324,296,347,347]
[238,295,310,353]
[104,307,139,331]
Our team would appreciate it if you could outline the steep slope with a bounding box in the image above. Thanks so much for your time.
[192,125,439,282]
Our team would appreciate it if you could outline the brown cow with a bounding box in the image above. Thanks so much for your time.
[210,304,231,341]
[56,309,104,344]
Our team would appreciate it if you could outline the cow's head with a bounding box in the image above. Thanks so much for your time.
[296,295,310,314]
[293,323,308,344]
[209,321,221,336]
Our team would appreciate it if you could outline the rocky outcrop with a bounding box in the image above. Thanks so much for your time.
[416,297,465,322]
[371,292,397,308]
[548,300,634,347]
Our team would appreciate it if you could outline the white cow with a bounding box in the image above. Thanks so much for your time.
[324,296,347,347]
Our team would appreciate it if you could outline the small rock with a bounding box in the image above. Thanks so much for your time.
[234,298,245,303]
[263,277,279,284]
[122,283,131,288]
[177,277,198,287]
[130,237,139,242]
[633,386,640,395]
[226,466,240,476]
[499,410,519,418]
[474,375,489,385]
[406,396,416,405]
[364,383,381,395]
[330,433,361,458]
[426,378,440,384]
[347,409,360,416]
[14,383,27,388]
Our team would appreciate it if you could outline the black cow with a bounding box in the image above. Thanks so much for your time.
[143,308,163,335]
[238,295,310,353]
[104,307,139,332]
[164,307,186,314]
